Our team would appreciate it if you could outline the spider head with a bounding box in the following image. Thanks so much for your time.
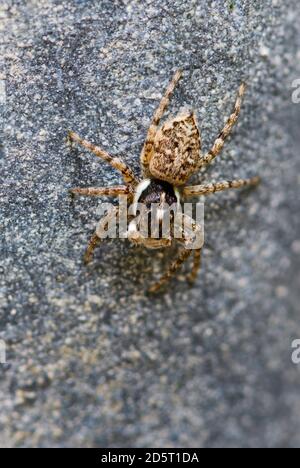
[128,179,181,249]
[133,179,180,210]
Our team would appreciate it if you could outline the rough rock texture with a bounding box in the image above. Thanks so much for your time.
[1,0,300,448]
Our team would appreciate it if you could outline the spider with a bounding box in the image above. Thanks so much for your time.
[69,70,260,293]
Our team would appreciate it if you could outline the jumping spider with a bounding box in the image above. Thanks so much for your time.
[69,70,260,293]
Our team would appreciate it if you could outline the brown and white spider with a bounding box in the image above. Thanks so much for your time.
[69,70,260,293]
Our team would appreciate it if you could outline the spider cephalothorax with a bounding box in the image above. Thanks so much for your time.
[134,179,179,209]
[127,179,181,250]
[69,70,260,293]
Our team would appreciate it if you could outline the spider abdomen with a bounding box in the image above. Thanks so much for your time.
[149,111,202,186]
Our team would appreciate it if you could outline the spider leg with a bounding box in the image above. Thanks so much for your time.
[179,214,203,284]
[148,248,192,294]
[70,185,131,197]
[183,176,260,197]
[140,69,183,176]
[68,131,137,186]
[187,248,202,284]
[199,83,246,168]
[84,206,119,264]
[84,232,101,265]
[148,213,204,293]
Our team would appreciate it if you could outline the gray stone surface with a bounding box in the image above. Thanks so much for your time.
[0,0,300,448]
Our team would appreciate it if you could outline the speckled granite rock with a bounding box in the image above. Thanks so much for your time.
[0,0,300,448]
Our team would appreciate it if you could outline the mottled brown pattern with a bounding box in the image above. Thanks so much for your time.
[149,111,201,185]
